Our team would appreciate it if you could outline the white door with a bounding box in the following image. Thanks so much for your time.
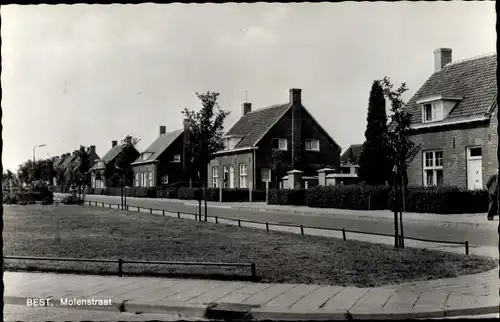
[467,147,483,190]
[229,165,235,188]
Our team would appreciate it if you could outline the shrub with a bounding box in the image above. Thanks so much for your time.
[388,186,488,214]
[3,195,18,204]
[268,189,307,206]
[306,185,391,210]
[177,187,200,200]
[156,187,177,198]
[133,187,148,198]
[146,187,157,198]
[15,186,54,205]
[60,194,81,205]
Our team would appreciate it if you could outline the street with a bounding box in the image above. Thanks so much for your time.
[79,194,498,247]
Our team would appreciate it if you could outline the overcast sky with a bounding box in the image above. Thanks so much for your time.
[1,2,496,172]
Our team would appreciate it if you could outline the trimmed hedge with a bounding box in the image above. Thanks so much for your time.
[305,185,391,210]
[388,186,488,214]
[175,187,266,202]
[268,185,488,214]
[268,189,307,206]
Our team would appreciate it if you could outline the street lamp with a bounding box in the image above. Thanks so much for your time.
[33,144,46,162]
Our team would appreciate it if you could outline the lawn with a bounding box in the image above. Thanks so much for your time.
[3,205,497,287]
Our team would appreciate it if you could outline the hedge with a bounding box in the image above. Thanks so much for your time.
[175,187,266,202]
[268,189,307,206]
[268,185,488,214]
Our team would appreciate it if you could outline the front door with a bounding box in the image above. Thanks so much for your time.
[467,147,483,190]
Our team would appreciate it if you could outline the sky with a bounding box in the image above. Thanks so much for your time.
[1,2,496,172]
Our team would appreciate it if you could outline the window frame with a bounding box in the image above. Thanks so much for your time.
[173,154,181,163]
[305,139,320,151]
[274,138,287,151]
[423,150,444,186]
[212,166,219,188]
[134,173,139,187]
[422,101,444,123]
[239,164,248,188]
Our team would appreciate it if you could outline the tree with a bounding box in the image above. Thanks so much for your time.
[67,146,92,186]
[181,91,230,184]
[114,135,140,187]
[380,76,421,248]
[358,80,392,185]
[181,91,230,221]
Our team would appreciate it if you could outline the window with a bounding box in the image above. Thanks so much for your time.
[261,168,271,183]
[422,102,443,123]
[305,139,320,151]
[223,166,229,188]
[135,173,139,187]
[273,138,288,151]
[141,172,146,187]
[91,176,95,188]
[142,152,153,161]
[161,174,168,184]
[423,150,443,186]
[229,165,235,188]
[470,147,482,157]
[212,166,219,188]
[228,140,236,150]
[239,164,248,188]
[173,154,181,163]
[148,171,153,187]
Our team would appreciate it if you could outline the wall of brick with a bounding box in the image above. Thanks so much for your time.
[208,152,254,189]
[406,111,498,188]
[132,163,157,187]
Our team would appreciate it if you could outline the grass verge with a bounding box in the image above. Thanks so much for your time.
[4,205,497,287]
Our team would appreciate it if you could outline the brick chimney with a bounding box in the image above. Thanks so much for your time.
[90,145,96,154]
[242,102,252,117]
[290,88,303,169]
[159,125,166,136]
[112,140,118,148]
[183,119,191,172]
[434,48,452,72]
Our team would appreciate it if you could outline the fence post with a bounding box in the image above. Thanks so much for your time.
[465,241,469,255]
[89,201,91,206]
[162,209,165,216]
[102,202,104,207]
[251,263,256,279]
[300,225,304,236]
[368,195,371,211]
[118,259,123,277]
[215,216,218,224]
[238,219,241,227]
[126,205,129,211]
[95,201,97,207]
[342,229,346,241]
[177,211,180,219]
[150,208,152,215]
[266,222,269,232]
[109,204,111,208]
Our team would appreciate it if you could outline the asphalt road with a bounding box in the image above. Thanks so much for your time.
[78,194,498,247]
[4,304,207,321]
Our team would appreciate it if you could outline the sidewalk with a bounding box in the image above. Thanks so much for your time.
[65,193,497,229]
[4,268,499,320]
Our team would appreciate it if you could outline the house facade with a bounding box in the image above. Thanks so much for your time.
[327,143,363,186]
[53,146,99,186]
[90,140,140,188]
[131,122,191,188]
[208,88,342,190]
[404,49,497,189]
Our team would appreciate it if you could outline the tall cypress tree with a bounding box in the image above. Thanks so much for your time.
[358,80,391,185]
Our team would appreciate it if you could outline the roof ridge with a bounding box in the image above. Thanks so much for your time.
[444,52,496,68]
[245,102,290,115]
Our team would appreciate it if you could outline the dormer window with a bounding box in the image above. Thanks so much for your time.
[141,152,153,160]
[422,101,443,123]
[223,136,243,150]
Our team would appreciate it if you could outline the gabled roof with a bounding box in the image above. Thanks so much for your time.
[60,154,77,170]
[404,53,497,125]
[340,144,363,166]
[226,103,291,149]
[131,129,184,165]
[91,145,125,170]
[53,157,66,168]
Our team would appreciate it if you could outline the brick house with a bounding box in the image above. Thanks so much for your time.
[404,49,497,189]
[326,143,363,186]
[131,123,191,187]
[53,146,99,186]
[90,140,140,188]
[208,88,342,190]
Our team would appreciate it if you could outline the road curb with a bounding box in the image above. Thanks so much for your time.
[3,296,210,318]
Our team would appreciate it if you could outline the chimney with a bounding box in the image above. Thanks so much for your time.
[290,89,303,169]
[60,154,65,158]
[73,150,78,156]
[183,119,191,172]
[86,147,90,153]
[242,102,252,117]
[289,88,302,105]
[159,125,166,136]
[112,140,118,148]
[434,48,452,72]
[90,145,96,154]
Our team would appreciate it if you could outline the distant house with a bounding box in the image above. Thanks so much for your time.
[208,88,342,190]
[90,140,140,188]
[53,146,99,186]
[403,48,497,189]
[131,123,191,188]
[339,144,363,175]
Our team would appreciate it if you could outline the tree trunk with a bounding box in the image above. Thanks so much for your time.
[497,95,500,305]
